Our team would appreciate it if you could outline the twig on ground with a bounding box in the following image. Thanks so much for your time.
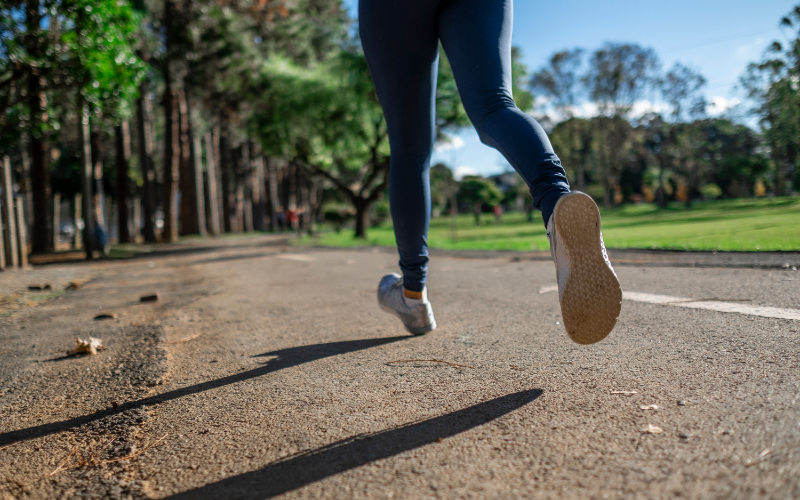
[96,434,167,465]
[48,444,79,477]
[386,359,475,369]
[46,434,168,477]
[164,333,201,345]
[0,441,23,453]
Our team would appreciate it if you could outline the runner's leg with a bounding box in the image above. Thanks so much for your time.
[359,0,440,292]
[437,0,571,225]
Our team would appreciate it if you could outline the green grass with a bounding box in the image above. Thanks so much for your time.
[295,197,800,252]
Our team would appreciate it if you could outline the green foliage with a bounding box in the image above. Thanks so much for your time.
[457,176,503,224]
[297,197,800,252]
[63,0,145,115]
[701,183,722,199]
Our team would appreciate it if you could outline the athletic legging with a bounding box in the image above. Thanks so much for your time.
[360,0,571,292]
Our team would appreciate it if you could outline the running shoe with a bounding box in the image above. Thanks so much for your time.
[377,273,437,335]
[547,192,622,344]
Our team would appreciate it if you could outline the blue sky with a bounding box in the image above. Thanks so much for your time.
[342,0,796,178]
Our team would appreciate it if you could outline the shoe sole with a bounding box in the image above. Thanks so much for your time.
[379,304,436,335]
[553,192,622,345]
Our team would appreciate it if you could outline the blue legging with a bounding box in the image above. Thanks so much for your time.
[360,0,570,292]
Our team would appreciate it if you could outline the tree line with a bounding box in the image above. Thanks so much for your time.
[1,1,798,259]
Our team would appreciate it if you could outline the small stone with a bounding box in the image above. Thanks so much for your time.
[94,313,118,320]
[140,293,160,303]
[678,433,691,440]
[677,400,686,406]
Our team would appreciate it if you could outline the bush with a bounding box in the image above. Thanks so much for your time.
[701,183,722,199]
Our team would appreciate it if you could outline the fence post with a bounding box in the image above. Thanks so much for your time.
[2,155,18,268]
[16,199,28,268]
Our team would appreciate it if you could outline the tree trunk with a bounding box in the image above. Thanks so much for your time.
[204,132,221,236]
[267,157,280,231]
[251,152,266,231]
[26,0,50,254]
[115,122,131,243]
[354,198,370,239]
[79,104,94,259]
[242,143,253,232]
[136,85,157,242]
[163,87,180,242]
[220,132,232,233]
[90,130,107,233]
[28,76,50,253]
[193,135,207,237]
[178,88,199,235]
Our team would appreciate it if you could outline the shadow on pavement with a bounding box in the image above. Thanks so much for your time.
[167,389,543,499]
[0,336,409,447]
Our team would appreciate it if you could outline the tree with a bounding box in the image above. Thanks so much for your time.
[1,0,143,253]
[584,43,659,206]
[661,62,707,122]
[430,163,457,217]
[531,49,587,190]
[457,176,503,225]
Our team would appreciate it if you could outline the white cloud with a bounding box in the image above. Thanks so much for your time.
[434,135,466,152]
[708,96,741,115]
[452,165,478,181]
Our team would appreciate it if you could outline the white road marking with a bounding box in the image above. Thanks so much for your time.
[539,285,800,321]
[277,254,316,262]
[538,284,559,294]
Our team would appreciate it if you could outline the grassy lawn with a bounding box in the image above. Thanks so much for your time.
[296,197,800,252]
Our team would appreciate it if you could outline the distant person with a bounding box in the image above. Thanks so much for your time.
[93,221,109,256]
[364,0,622,344]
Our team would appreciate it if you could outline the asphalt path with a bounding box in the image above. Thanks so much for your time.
[1,238,798,499]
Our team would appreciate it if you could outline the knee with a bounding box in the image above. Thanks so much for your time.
[467,93,517,135]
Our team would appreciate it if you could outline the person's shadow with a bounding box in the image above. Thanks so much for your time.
[0,336,410,448]
[167,389,543,499]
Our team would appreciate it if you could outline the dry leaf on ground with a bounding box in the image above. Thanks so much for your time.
[69,337,105,356]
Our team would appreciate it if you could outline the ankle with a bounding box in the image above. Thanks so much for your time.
[403,288,426,306]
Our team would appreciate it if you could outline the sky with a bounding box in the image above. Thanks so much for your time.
[342,0,797,178]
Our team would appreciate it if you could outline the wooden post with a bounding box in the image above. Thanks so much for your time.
[193,135,207,237]
[52,192,61,251]
[204,133,221,236]
[73,193,83,249]
[2,156,18,267]
[16,199,28,268]
[80,104,94,259]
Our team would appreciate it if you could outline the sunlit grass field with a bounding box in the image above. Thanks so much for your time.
[296,197,800,252]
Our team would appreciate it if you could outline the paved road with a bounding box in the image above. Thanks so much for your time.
[1,237,798,499]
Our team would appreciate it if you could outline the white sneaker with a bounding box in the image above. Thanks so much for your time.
[547,192,622,344]
[377,274,437,335]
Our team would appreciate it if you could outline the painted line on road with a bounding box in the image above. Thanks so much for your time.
[622,291,800,321]
[539,285,800,321]
[277,254,316,262]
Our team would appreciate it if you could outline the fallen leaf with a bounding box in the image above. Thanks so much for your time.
[643,424,663,434]
[140,293,160,303]
[69,337,105,356]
